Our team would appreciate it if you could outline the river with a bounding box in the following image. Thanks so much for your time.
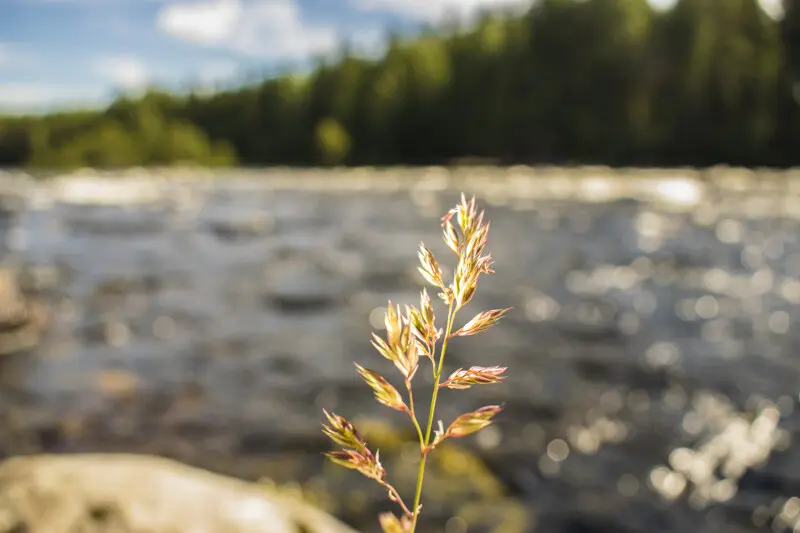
[0,166,798,533]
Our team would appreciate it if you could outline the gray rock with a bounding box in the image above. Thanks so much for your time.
[0,270,27,329]
[263,253,349,313]
[0,454,358,533]
[0,269,44,356]
[204,212,274,242]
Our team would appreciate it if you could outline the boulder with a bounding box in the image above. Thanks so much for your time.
[0,454,358,533]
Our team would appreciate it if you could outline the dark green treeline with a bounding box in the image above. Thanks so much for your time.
[2,0,800,169]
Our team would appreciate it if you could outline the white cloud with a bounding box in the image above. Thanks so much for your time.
[647,0,676,11]
[157,0,240,46]
[156,0,338,59]
[759,0,784,20]
[352,0,532,23]
[92,55,151,90]
[647,0,782,17]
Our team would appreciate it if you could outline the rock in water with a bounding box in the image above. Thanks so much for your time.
[0,269,44,356]
[0,454,358,533]
[0,270,27,329]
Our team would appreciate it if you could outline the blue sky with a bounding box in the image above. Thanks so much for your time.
[0,0,783,114]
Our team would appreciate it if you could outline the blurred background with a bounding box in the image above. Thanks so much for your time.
[1,1,800,532]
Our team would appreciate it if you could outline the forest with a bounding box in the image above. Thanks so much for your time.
[1,0,799,169]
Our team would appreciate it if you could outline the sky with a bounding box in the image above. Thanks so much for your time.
[0,0,786,114]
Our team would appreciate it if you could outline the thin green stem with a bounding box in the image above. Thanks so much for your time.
[405,381,425,447]
[409,301,456,533]
[379,480,413,518]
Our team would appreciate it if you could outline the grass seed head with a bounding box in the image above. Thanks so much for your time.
[451,308,511,337]
[371,311,420,380]
[385,301,403,347]
[325,449,386,482]
[442,366,508,390]
[417,243,445,289]
[321,410,368,454]
[355,363,408,411]
[445,405,504,438]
